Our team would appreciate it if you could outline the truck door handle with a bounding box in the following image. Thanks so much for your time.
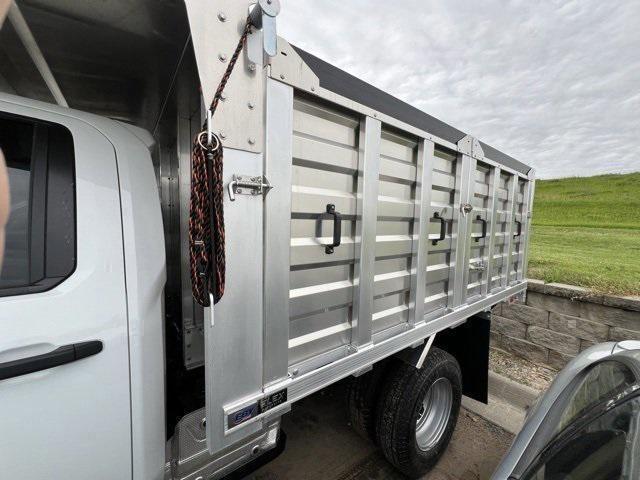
[432,212,446,245]
[514,220,522,237]
[0,341,103,381]
[475,215,487,242]
[323,204,341,254]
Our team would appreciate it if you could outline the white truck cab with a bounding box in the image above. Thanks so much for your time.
[0,2,534,479]
[0,97,166,478]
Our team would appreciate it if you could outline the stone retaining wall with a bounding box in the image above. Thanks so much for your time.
[490,280,640,370]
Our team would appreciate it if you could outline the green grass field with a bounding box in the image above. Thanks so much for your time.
[528,172,640,296]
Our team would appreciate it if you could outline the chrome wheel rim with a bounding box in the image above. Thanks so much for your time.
[415,377,453,451]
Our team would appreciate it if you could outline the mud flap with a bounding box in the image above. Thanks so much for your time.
[434,312,491,404]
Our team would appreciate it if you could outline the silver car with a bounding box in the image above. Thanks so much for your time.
[493,340,640,480]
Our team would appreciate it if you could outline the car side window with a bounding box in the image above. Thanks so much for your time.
[0,113,76,295]
[524,395,640,480]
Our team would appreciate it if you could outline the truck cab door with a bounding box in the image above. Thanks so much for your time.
[0,97,132,479]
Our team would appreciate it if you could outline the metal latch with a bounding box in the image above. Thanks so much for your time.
[228,174,273,201]
[460,203,473,216]
[470,261,487,272]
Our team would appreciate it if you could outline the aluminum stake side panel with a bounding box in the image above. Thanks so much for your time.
[490,172,516,292]
[481,166,501,298]
[424,147,459,321]
[465,161,494,302]
[503,176,519,287]
[242,80,532,443]
[373,129,419,335]
[409,139,436,327]
[288,95,362,366]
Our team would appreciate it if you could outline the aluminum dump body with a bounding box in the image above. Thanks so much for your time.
[0,1,535,474]
[182,3,535,453]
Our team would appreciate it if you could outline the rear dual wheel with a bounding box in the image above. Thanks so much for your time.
[377,347,462,478]
[348,348,462,479]
[346,360,392,443]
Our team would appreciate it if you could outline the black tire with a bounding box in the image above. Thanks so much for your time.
[375,348,462,479]
[346,360,392,443]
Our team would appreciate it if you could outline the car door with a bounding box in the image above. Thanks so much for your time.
[0,99,132,479]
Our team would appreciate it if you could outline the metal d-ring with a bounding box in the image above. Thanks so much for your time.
[197,131,221,152]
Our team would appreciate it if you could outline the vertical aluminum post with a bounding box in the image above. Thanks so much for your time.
[451,154,476,308]
[515,179,529,282]
[410,139,435,326]
[263,78,293,385]
[351,116,381,349]
[205,149,264,454]
[521,174,536,281]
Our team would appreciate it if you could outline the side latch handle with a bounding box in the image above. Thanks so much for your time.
[475,215,487,242]
[324,204,341,254]
[432,212,446,246]
[514,220,522,237]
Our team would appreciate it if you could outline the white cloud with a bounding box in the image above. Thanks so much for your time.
[279,0,640,178]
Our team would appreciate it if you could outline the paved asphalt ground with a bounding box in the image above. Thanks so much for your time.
[247,381,514,480]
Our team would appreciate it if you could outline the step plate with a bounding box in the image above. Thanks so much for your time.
[168,408,280,480]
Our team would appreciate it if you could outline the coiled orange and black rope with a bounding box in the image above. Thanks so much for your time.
[189,19,252,307]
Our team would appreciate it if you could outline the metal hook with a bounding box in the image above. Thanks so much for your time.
[206,109,213,146]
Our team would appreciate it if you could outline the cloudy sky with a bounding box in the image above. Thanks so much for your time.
[279,0,639,179]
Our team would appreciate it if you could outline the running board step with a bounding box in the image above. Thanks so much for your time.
[166,408,280,480]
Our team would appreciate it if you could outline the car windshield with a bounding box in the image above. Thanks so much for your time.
[523,393,640,480]
[556,361,636,434]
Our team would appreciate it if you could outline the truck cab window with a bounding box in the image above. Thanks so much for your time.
[0,114,76,295]
[1,119,33,286]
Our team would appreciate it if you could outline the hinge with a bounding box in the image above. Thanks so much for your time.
[248,0,281,58]
[228,174,273,201]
